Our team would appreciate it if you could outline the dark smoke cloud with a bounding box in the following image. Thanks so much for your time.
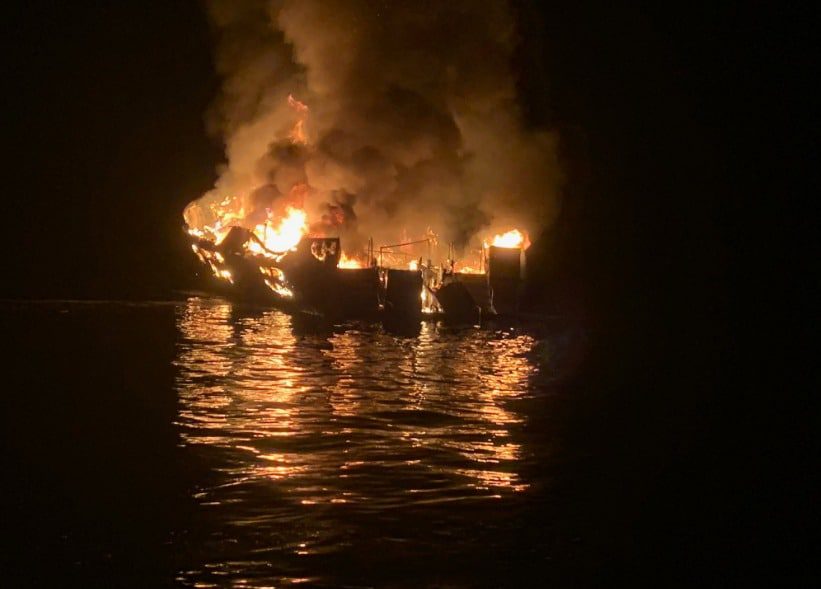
[195,0,561,253]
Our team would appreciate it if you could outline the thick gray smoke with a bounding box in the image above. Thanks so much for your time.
[194,0,561,254]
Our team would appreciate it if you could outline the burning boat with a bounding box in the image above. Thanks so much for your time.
[182,93,532,322]
[186,210,528,323]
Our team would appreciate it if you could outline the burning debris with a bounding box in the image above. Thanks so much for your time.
[183,1,557,321]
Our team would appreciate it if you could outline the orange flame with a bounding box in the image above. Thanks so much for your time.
[287,94,309,144]
[289,120,307,145]
[287,94,309,113]
[248,207,308,255]
[489,229,529,249]
[338,253,365,269]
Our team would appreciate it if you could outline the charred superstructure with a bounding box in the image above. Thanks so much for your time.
[187,229,527,323]
[487,245,526,316]
[384,269,423,319]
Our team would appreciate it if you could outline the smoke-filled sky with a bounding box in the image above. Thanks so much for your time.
[191,0,562,254]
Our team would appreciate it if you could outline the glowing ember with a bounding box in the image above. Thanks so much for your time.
[183,195,247,246]
[489,229,529,249]
[264,280,295,299]
[421,284,440,314]
[259,267,294,298]
[408,259,419,271]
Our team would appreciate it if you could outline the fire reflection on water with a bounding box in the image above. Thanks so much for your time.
[174,296,539,584]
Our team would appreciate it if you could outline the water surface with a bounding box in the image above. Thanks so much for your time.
[2,298,581,588]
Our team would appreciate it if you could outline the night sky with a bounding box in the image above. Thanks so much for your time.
[4,2,219,298]
[2,1,761,301]
[1,1,811,583]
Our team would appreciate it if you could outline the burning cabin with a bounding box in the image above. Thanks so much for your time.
[187,223,527,322]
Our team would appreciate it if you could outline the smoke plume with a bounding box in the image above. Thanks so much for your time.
[191,0,561,254]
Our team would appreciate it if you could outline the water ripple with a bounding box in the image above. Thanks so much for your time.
[173,296,549,587]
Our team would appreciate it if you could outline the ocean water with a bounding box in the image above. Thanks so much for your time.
[1,298,586,588]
